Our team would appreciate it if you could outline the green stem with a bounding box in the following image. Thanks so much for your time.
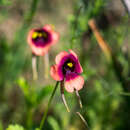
[24,0,40,26]
[39,81,59,130]
[76,112,90,130]
[27,108,34,129]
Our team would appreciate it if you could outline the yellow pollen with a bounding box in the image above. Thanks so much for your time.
[32,32,38,39]
[67,62,73,67]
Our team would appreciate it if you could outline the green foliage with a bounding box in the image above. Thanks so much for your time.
[0,0,129,130]
[48,116,60,130]
[87,80,122,130]
[0,121,3,130]
[68,0,106,47]
[6,124,24,130]
[0,0,11,5]
[17,77,53,107]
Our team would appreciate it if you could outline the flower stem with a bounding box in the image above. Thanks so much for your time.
[75,89,82,109]
[60,81,70,112]
[39,81,59,130]
[27,108,34,129]
[44,53,49,79]
[76,112,90,130]
[32,55,38,80]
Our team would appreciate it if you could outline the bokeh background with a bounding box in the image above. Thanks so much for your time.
[0,0,130,130]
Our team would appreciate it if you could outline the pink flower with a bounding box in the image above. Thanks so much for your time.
[50,50,84,93]
[27,25,59,56]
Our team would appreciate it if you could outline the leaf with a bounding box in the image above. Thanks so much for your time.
[48,116,60,130]
[35,128,40,130]
[6,124,24,130]
[16,77,30,98]
[0,0,12,5]
[0,120,3,130]
[36,85,54,104]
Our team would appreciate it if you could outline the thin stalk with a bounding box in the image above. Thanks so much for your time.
[60,81,70,112]
[75,90,82,108]
[44,53,49,79]
[27,108,34,129]
[88,19,112,61]
[76,112,90,130]
[32,55,38,80]
[39,81,59,130]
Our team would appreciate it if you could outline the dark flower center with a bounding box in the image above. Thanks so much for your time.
[32,29,51,47]
[62,59,75,75]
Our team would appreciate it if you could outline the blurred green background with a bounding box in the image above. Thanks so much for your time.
[0,0,130,130]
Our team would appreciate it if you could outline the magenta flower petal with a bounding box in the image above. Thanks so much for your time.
[55,51,68,64]
[64,80,74,93]
[69,49,83,73]
[31,44,50,56]
[69,49,78,58]
[43,25,59,45]
[73,75,84,91]
[43,24,53,31]
[50,50,84,93]
[50,65,63,81]
[57,52,82,77]
[65,74,84,92]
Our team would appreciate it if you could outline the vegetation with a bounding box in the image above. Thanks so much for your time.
[0,0,129,130]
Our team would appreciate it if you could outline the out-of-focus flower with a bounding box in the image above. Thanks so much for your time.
[50,50,84,93]
[27,25,59,56]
